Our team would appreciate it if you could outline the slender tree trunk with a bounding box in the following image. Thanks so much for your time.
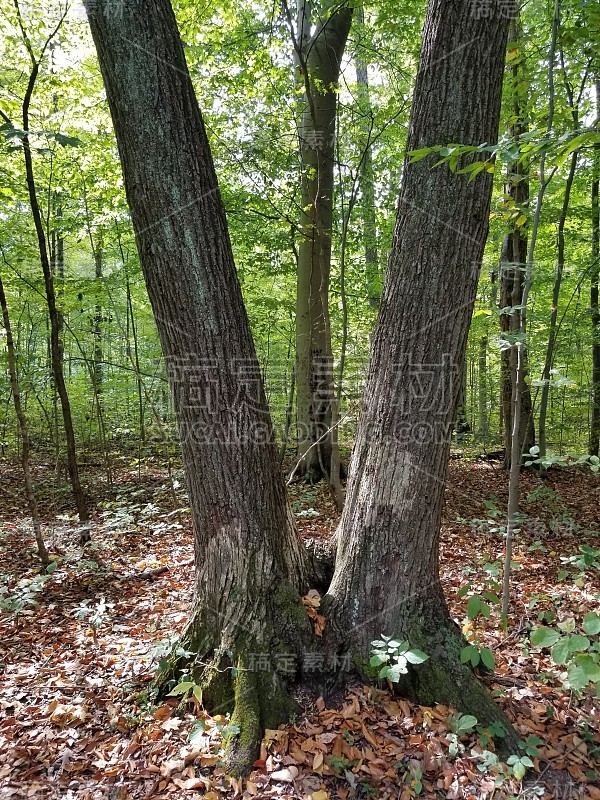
[478,335,488,439]
[538,149,578,458]
[0,269,49,565]
[291,0,352,483]
[355,4,380,309]
[85,0,312,772]
[454,354,469,438]
[126,274,145,443]
[503,2,559,615]
[19,61,88,523]
[325,0,518,747]
[93,235,103,394]
[499,15,535,467]
[591,79,600,456]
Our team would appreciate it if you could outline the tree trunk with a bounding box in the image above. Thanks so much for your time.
[0,268,49,565]
[478,335,488,439]
[499,15,535,467]
[19,57,88,524]
[499,238,535,464]
[591,79,600,456]
[292,0,352,482]
[84,0,312,772]
[93,235,103,394]
[355,5,381,309]
[538,149,578,459]
[325,0,518,747]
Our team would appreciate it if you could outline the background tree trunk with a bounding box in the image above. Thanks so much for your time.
[499,15,535,467]
[325,0,518,747]
[0,268,49,565]
[292,0,352,483]
[85,0,311,771]
[355,4,381,309]
[591,78,600,456]
[17,47,89,524]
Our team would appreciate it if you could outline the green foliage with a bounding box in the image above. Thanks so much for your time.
[369,635,429,683]
[0,572,52,616]
[530,614,600,694]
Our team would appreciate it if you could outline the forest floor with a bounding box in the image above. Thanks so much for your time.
[0,453,599,800]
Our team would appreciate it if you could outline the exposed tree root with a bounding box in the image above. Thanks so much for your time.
[390,616,521,757]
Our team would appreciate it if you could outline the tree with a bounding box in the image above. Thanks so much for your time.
[592,78,600,457]
[0,266,49,565]
[1,1,89,524]
[85,0,518,772]
[325,0,518,742]
[286,0,352,483]
[498,14,535,467]
[83,0,311,772]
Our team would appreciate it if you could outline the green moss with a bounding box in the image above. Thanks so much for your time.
[274,581,312,635]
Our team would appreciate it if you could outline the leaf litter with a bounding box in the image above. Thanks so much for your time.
[0,457,598,799]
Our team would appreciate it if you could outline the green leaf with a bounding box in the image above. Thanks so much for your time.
[167,681,194,696]
[550,637,570,665]
[370,653,387,667]
[568,634,591,654]
[567,656,600,691]
[405,649,429,665]
[466,595,481,619]
[531,626,561,648]
[582,613,600,636]
[192,685,203,703]
[480,647,495,670]
[461,645,477,664]
[456,714,478,734]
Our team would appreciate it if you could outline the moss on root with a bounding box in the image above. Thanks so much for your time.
[392,616,521,757]
[151,585,315,775]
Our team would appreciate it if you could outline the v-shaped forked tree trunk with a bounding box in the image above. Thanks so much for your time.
[85,0,519,772]
[325,0,519,747]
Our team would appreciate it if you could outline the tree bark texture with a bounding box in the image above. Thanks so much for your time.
[325,0,518,746]
[84,0,311,771]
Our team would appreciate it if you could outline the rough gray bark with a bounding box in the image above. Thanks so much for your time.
[291,0,352,482]
[325,0,518,747]
[84,0,311,772]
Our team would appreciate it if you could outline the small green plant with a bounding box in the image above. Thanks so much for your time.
[0,568,55,617]
[151,634,195,676]
[524,447,600,474]
[460,642,495,669]
[530,612,600,692]
[445,713,478,757]
[448,713,478,736]
[408,764,423,795]
[168,677,204,705]
[483,496,502,519]
[506,754,535,781]
[369,635,429,683]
